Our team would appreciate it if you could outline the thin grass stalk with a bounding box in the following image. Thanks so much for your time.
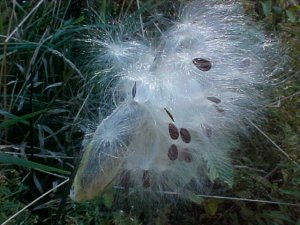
[5,0,45,42]
[246,118,300,169]
[136,0,144,38]
[1,178,69,225]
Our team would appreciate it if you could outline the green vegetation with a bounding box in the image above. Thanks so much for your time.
[0,0,300,224]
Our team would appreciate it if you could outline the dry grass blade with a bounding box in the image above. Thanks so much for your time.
[5,0,45,42]
[246,118,300,169]
[12,30,50,108]
[136,0,144,38]
[263,90,300,109]
[46,47,84,79]
[194,194,300,207]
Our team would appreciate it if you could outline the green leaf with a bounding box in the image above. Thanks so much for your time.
[0,152,71,175]
[0,109,47,128]
[263,211,294,223]
[280,188,300,199]
[205,152,233,187]
[102,192,114,209]
[203,199,219,216]
[286,10,297,23]
[261,0,272,17]
[74,15,85,24]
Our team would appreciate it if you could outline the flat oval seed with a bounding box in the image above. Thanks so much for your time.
[169,123,179,140]
[180,128,191,143]
[192,58,212,71]
[181,148,193,163]
[207,96,221,104]
[215,106,225,113]
[142,170,150,188]
[168,144,178,160]
[120,170,131,191]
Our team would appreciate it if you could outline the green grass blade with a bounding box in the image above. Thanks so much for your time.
[0,109,47,128]
[0,152,71,175]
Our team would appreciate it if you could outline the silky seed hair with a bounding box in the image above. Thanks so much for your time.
[70,0,282,202]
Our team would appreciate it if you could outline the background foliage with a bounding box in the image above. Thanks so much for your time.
[0,0,300,224]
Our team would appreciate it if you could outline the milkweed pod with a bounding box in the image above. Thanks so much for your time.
[70,0,282,203]
[70,101,147,202]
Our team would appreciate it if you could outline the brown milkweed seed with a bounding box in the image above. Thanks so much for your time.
[120,170,131,191]
[168,144,178,160]
[192,58,212,71]
[215,106,225,113]
[181,148,193,163]
[180,128,191,143]
[142,170,150,188]
[207,96,221,104]
[169,123,179,140]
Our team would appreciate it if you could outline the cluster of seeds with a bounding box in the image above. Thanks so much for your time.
[168,123,193,163]
[124,58,223,189]
[136,124,194,189]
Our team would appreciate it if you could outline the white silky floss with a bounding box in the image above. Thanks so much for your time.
[70,1,280,202]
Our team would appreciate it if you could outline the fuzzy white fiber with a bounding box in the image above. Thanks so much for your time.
[70,0,280,202]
